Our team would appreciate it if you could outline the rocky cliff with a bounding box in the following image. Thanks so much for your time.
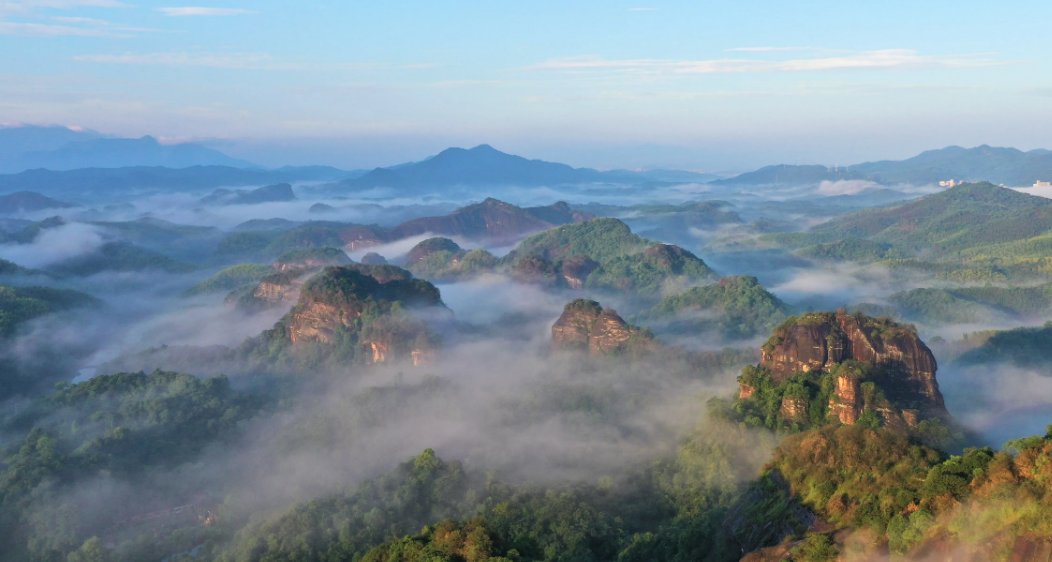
[551,299,655,355]
[275,264,443,365]
[733,310,950,433]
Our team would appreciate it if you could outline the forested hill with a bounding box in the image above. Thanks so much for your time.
[764,182,1052,257]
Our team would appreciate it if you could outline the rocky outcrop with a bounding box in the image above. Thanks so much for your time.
[560,255,599,289]
[278,265,443,364]
[761,310,945,418]
[551,299,655,355]
[828,374,863,424]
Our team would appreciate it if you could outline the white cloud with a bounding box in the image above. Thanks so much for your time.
[526,49,1003,74]
[0,19,113,35]
[75,51,279,68]
[725,46,816,52]
[156,7,254,16]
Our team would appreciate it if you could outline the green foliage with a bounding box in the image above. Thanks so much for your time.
[185,264,273,295]
[634,276,791,340]
[358,518,514,562]
[956,321,1052,366]
[0,370,258,562]
[273,247,351,267]
[795,238,899,263]
[0,285,97,337]
[888,284,1052,323]
[408,248,498,282]
[506,218,651,265]
[584,244,716,297]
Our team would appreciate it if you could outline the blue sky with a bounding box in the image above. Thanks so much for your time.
[2,0,1051,170]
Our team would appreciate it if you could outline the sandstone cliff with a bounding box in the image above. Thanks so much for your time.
[735,310,950,431]
[551,299,655,355]
[274,264,442,365]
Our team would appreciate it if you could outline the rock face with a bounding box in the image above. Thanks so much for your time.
[278,264,443,364]
[551,299,655,355]
[761,310,944,416]
[745,310,948,427]
[559,255,599,289]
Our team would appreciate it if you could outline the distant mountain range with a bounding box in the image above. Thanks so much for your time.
[340,144,718,190]
[0,166,359,200]
[717,145,1052,187]
[2,125,1052,191]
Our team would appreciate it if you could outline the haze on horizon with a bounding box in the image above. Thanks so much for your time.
[2,0,1052,171]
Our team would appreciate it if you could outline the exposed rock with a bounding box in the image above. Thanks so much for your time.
[828,374,863,424]
[780,396,809,422]
[279,265,443,364]
[761,310,945,418]
[560,255,599,289]
[551,299,655,355]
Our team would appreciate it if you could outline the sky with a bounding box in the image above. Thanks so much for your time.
[2,0,1052,171]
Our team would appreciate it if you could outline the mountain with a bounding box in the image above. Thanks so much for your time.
[0,191,76,215]
[709,164,867,186]
[633,275,791,340]
[723,310,952,437]
[551,299,656,355]
[340,198,594,249]
[756,183,1052,269]
[200,183,297,205]
[851,144,1052,186]
[583,243,717,297]
[403,238,498,281]
[252,264,444,366]
[714,145,1052,187]
[10,135,257,171]
[503,217,651,265]
[339,144,715,190]
[0,125,103,172]
[0,166,355,199]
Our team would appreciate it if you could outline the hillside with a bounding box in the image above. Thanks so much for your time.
[50,241,197,276]
[710,164,867,186]
[504,217,652,264]
[200,183,297,205]
[751,183,1052,280]
[0,285,97,336]
[584,243,717,297]
[0,191,75,215]
[633,275,791,340]
[340,198,593,249]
